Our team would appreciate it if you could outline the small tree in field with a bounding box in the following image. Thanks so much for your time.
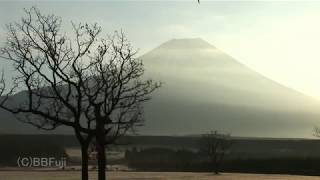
[0,7,160,180]
[313,127,320,137]
[199,131,232,174]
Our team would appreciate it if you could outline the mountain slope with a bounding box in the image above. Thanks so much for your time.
[139,38,320,138]
[1,38,319,138]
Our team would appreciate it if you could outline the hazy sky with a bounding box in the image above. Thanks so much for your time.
[1,1,320,100]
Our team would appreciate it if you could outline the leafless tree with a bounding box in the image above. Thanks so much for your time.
[0,7,160,180]
[313,127,320,137]
[199,131,232,174]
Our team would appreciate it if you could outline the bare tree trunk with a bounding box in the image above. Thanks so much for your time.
[81,144,89,180]
[211,156,219,175]
[214,163,219,175]
[215,160,219,174]
[76,130,92,180]
[97,138,106,180]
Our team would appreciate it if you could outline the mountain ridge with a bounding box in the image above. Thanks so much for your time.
[157,38,216,49]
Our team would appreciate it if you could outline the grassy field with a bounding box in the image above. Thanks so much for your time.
[1,171,320,180]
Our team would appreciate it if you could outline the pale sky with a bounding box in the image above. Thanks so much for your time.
[1,1,320,100]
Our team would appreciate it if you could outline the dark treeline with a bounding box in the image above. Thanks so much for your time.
[0,134,79,147]
[0,135,69,166]
[2,134,320,155]
[125,148,199,171]
[125,147,320,176]
[2,134,320,175]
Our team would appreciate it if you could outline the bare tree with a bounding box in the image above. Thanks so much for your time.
[199,131,232,174]
[0,7,160,180]
[313,127,320,137]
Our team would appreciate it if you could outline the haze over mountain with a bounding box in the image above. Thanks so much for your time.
[1,38,320,138]
[140,38,320,138]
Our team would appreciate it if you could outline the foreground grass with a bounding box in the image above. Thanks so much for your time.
[1,171,320,180]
